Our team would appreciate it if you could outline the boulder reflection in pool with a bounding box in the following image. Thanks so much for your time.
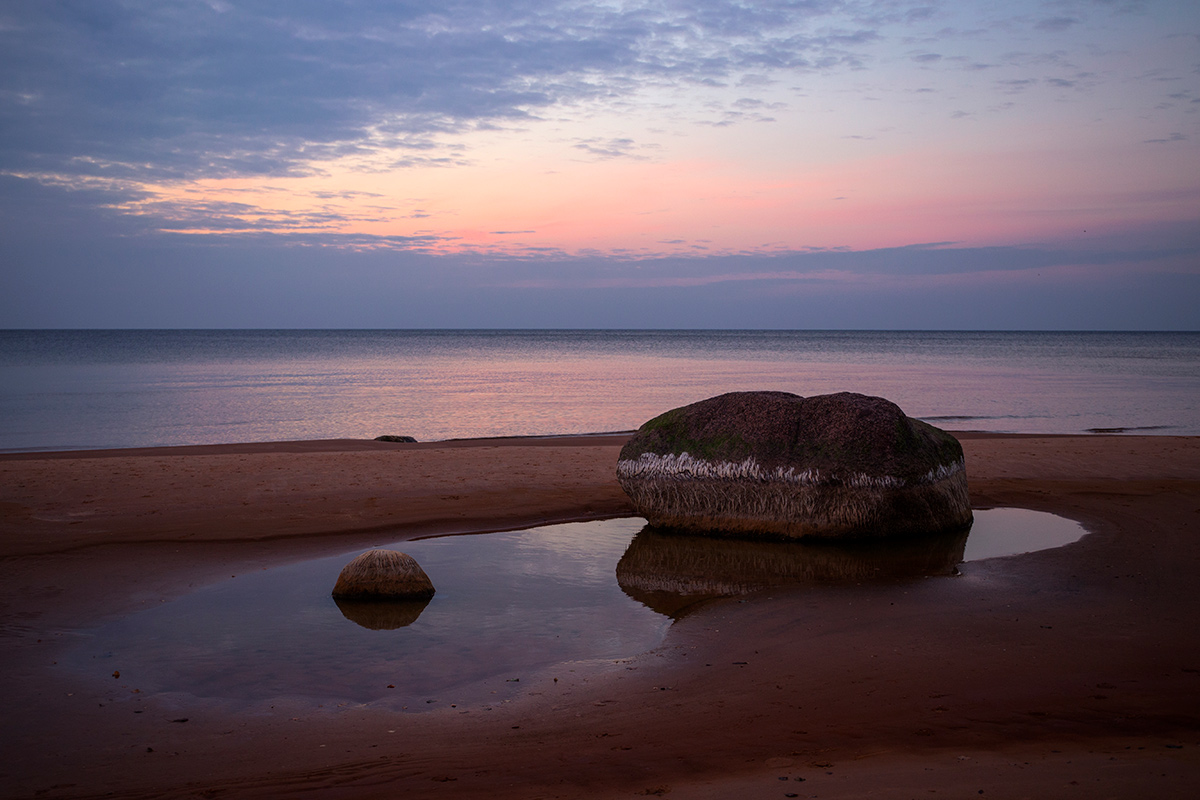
[334,596,431,630]
[616,524,968,615]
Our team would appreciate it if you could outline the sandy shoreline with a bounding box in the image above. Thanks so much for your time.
[2,433,1199,798]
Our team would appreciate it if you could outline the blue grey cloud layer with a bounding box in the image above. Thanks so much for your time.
[1,0,886,181]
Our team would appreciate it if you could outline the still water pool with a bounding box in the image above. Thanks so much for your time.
[63,510,1085,709]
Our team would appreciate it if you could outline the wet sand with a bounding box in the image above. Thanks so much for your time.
[1,433,1199,798]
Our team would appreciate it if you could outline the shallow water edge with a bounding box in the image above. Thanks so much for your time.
[58,509,1086,712]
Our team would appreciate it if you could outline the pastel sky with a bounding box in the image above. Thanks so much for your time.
[1,0,1197,328]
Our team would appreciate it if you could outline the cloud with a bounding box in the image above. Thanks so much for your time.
[4,167,1197,329]
[2,0,1196,298]
[0,172,455,250]
[998,78,1038,94]
[572,137,648,160]
[0,0,887,186]
[453,233,1200,292]
[1143,132,1187,143]
[1034,17,1080,33]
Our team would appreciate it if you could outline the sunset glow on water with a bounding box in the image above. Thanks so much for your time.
[2,330,1197,452]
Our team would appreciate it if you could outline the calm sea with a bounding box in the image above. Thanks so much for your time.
[1,330,1197,452]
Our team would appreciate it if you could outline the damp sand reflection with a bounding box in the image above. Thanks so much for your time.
[61,518,666,709]
[616,508,1086,616]
[333,597,432,630]
[60,509,1084,708]
[616,525,969,615]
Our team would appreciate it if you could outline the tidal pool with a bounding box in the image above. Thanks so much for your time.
[63,509,1085,709]
[65,518,665,709]
[962,506,1089,561]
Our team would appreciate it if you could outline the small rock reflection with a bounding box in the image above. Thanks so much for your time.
[333,597,432,630]
[616,524,969,616]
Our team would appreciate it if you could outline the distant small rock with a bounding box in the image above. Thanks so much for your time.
[375,435,417,443]
[332,549,435,600]
[616,391,971,539]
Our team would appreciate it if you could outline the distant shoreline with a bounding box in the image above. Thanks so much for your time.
[0,431,640,460]
[0,427,1157,460]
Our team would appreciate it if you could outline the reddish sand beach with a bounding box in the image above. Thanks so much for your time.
[2,433,1199,798]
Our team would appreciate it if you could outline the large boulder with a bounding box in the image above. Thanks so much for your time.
[616,391,971,539]
[331,549,436,600]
